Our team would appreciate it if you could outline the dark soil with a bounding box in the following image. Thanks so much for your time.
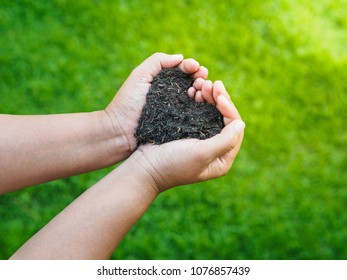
[135,67,224,146]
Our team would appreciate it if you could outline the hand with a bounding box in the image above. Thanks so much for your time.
[105,52,208,153]
[129,81,245,193]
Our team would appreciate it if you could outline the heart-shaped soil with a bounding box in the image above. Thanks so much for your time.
[135,67,224,146]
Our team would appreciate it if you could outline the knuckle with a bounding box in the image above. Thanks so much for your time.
[196,172,207,182]
[218,166,231,177]
[221,167,230,176]
[152,52,164,59]
[226,136,237,151]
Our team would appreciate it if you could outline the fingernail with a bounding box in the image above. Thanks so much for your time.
[233,120,245,133]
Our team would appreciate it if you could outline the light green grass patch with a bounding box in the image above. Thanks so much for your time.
[1,0,346,259]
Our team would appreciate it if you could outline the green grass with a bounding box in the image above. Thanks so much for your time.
[1,0,347,259]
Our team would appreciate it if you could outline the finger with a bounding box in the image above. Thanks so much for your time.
[193,66,208,80]
[216,95,241,125]
[135,52,184,82]
[195,91,205,102]
[178,58,200,74]
[193,78,204,91]
[214,81,241,120]
[217,95,234,118]
[201,80,214,104]
[213,80,231,102]
[188,87,196,99]
[219,128,244,165]
[200,119,245,160]
[222,131,244,161]
[205,128,244,178]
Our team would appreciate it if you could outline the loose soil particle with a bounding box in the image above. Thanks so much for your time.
[135,67,224,146]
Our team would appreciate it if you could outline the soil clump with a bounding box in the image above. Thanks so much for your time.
[135,67,224,146]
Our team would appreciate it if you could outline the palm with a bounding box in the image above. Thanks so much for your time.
[136,139,204,189]
[109,73,152,150]
[105,53,208,152]
[135,124,243,192]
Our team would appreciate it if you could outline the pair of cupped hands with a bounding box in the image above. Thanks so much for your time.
[106,53,245,193]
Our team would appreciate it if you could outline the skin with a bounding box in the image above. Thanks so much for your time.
[2,53,245,259]
[0,53,207,194]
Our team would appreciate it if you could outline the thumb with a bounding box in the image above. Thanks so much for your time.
[135,52,184,81]
[200,119,245,160]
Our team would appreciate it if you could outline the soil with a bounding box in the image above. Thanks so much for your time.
[135,67,224,146]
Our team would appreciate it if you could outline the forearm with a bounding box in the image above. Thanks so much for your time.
[10,155,157,260]
[0,111,130,194]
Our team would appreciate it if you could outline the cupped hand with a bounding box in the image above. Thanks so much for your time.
[129,81,245,193]
[105,52,208,153]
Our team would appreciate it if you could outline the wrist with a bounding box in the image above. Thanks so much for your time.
[101,154,159,211]
[127,147,177,194]
[93,110,132,163]
[124,150,162,197]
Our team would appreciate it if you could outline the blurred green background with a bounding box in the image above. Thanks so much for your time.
[1,0,347,259]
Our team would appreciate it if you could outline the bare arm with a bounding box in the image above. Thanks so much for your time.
[10,80,245,260]
[0,111,128,194]
[10,155,157,259]
[0,53,207,194]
